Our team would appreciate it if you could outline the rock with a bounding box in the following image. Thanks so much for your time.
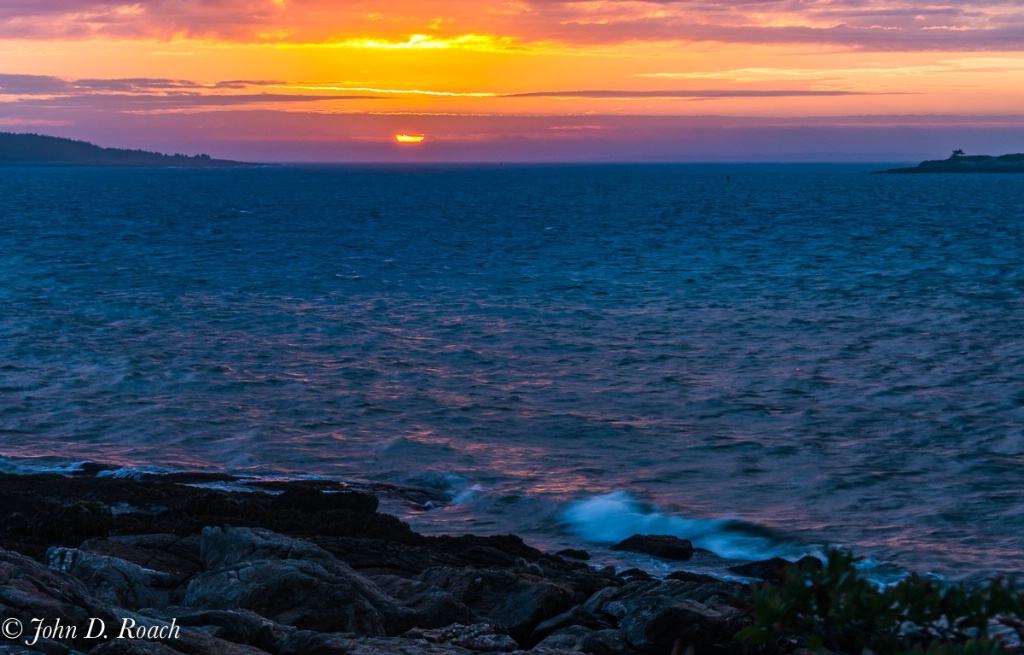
[371,575,477,629]
[198,525,336,570]
[277,631,491,655]
[88,642,185,655]
[404,623,518,652]
[555,549,590,561]
[664,570,725,585]
[535,626,630,655]
[727,555,822,582]
[617,569,653,583]
[47,548,176,610]
[149,607,295,653]
[615,596,745,653]
[531,604,612,643]
[0,548,117,651]
[582,587,621,615]
[78,535,202,586]
[110,612,278,655]
[276,631,359,655]
[182,527,412,635]
[272,488,379,515]
[610,535,693,561]
[590,579,750,654]
[419,566,574,646]
[426,534,545,569]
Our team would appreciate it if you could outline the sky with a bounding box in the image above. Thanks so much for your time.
[1,0,1024,162]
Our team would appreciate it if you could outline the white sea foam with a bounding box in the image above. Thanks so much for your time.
[0,456,92,476]
[561,491,803,562]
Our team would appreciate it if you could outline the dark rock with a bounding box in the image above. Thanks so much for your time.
[728,555,822,582]
[404,623,518,652]
[78,535,202,586]
[182,527,412,635]
[198,525,335,570]
[591,579,750,654]
[278,631,497,655]
[277,631,357,655]
[664,570,725,585]
[0,472,421,560]
[583,586,621,615]
[371,575,477,629]
[47,547,176,610]
[535,626,631,655]
[600,578,747,613]
[150,607,295,653]
[0,548,117,651]
[531,604,613,642]
[427,534,545,568]
[615,596,746,654]
[419,566,574,646]
[555,549,590,561]
[272,488,379,515]
[88,641,185,655]
[617,569,654,583]
[610,535,693,561]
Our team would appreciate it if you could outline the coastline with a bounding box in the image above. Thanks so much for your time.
[0,469,780,655]
[880,152,1024,173]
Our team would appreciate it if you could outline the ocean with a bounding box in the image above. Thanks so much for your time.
[2,163,1022,581]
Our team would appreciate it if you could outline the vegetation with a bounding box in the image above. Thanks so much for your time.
[0,131,244,166]
[738,549,1024,654]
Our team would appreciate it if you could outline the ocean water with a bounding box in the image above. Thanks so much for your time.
[2,164,1023,581]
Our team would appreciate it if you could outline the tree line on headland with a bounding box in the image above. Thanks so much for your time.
[0,132,252,167]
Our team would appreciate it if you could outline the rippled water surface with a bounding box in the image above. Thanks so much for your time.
[2,164,1023,578]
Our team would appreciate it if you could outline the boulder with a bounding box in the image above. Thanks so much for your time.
[419,566,574,646]
[277,631,496,655]
[271,488,379,514]
[78,535,202,585]
[47,548,176,611]
[555,549,591,561]
[535,626,631,655]
[728,555,822,582]
[198,526,336,570]
[0,548,117,651]
[370,575,477,629]
[615,596,745,654]
[148,607,295,653]
[403,623,518,652]
[182,527,412,635]
[88,641,185,655]
[610,536,693,561]
[531,604,613,643]
[590,579,749,654]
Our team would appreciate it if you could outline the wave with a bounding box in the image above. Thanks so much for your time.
[560,491,809,562]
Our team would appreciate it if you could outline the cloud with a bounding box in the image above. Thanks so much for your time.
[507,89,884,98]
[0,74,380,111]
[0,74,290,96]
[1,0,1023,51]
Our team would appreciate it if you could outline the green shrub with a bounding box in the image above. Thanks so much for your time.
[737,548,1024,654]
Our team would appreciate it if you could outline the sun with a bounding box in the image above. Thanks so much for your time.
[395,134,426,144]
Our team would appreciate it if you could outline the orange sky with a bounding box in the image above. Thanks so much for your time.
[2,0,1023,161]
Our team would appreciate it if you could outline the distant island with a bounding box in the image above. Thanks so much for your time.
[882,149,1024,173]
[0,132,256,168]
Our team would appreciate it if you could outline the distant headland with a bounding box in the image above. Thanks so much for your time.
[0,132,257,168]
[882,149,1024,173]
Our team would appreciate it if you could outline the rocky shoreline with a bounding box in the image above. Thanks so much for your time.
[0,471,810,655]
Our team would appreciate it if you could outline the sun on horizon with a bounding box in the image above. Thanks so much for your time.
[395,134,426,144]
